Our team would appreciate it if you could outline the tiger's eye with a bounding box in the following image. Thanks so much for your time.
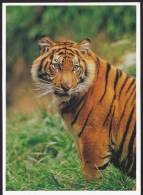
[73,65,81,71]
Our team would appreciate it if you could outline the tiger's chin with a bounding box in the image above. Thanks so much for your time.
[53,90,81,109]
[54,94,71,109]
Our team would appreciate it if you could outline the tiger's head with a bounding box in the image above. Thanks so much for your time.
[31,37,96,102]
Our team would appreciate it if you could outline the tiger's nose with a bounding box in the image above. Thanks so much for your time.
[61,83,71,92]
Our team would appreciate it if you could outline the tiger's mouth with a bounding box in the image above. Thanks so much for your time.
[54,88,80,108]
[54,91,72,107]
[54,90,70,97]
[54,88,80,98]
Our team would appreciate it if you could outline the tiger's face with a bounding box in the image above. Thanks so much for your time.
[31,37,96,102]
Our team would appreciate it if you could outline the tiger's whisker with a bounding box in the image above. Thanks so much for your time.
[37,90,53,97]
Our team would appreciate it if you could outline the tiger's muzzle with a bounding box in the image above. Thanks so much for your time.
[53,71,78,97]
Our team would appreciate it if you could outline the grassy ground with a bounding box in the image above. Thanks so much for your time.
[6,109,136,191]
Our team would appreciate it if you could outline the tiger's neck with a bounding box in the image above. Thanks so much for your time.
[60,95,86,115]
[58,85,95,136]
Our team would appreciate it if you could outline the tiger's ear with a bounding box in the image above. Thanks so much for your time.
[78,38,91,54]
[38,36,55,53]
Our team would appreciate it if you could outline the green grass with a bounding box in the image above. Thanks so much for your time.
[6,109,136,191]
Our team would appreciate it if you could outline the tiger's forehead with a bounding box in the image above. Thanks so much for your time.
[52,52,79,63]
[51,41,79,64]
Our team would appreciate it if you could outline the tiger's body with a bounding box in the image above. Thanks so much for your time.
[31,37,136,180]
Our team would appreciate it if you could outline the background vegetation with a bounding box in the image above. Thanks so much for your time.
[6,6,136,66]
[6,5,136,190]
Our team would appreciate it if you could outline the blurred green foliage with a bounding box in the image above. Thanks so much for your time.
[6,5,136,66]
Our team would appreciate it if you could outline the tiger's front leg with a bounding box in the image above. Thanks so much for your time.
[77,127,111,180]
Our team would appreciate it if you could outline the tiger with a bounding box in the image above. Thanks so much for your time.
[31,37,136,180]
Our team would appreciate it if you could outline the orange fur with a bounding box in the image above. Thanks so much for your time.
[31,37,136,180]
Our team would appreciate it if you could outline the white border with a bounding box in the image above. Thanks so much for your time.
[2,2,6,194]
[2,2,140,6]
[136,3,141,195]
[2,2,141,195]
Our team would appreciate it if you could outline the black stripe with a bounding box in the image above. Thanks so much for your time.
[81,60,88,77]
[129,86,136,103]
[100,155,111,159]
[78,109,93,137]
[103,69,123,126]
[57,51,65,56]
[117,105,135,160]
[103,94,116,126]
[114,69,120,90]
[126,122,136,170]
[49,52,54,61]
[125,79,135,95]
[53,48,63,53]
[63,48,76,54]
[129,154,136,178]
[109,106,115,137]
[130,92,136,106]
[57,50,75,56]
[99,63,111,102]
[129,85,136,99]
[96,57,100,78]
[118,76,129,98]
[52,48,72,56]
[77,55,81,66]
[38,51,54,73]
[71,95,87,126]
[98,162,109,170]
[118,85,136,127]
[38,57,47,73]
[77,58,86,79]
[126,153,136,178]
[118,97,131,127]
[75,50,88,76]
[108,106,116,147]
[54,48,67,53]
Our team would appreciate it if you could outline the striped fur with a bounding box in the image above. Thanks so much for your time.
[31,37,136,180]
